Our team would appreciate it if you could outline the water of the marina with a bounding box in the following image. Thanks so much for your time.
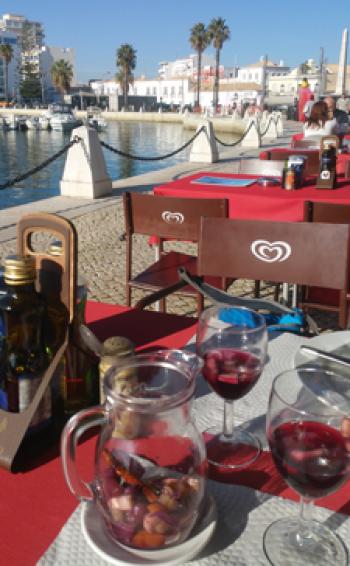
[0,121,239,210]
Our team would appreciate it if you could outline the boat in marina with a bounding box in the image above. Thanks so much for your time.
[47,104,82,132]
[26,115,51,130]
[86,107,107,131]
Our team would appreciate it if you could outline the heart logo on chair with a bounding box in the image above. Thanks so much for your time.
[161,211,185,224]
[251,239,292,263]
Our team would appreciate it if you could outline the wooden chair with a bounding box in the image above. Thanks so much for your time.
[123,192,229,314]
[136,217,350,331]
[263,149,320,175]
[238,158,284,177]
[302,200,350,327]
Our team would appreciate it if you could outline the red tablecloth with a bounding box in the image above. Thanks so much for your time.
[154,172,350,222]
[292,132,350,146]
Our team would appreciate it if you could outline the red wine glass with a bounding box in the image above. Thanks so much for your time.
[264,367,350,565]
[196,305,268,469]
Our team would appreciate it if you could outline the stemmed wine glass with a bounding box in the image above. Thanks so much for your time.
[264,367,350,565]
[196,305,268,469]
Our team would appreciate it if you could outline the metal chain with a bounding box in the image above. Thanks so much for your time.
[100,126,206,161]
[259,117,277,137]
[214,119,255,146]
[0,136,82,191]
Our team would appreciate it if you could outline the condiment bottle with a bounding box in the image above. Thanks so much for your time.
[282,161,295,190]
[0,255,50,430]
[99,336,135,403]
[47,241,98,421]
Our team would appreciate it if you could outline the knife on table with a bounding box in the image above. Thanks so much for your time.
[299,345,350,368]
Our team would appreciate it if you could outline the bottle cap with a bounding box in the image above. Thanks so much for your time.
[101,336,135,359]
[4,255,36,285]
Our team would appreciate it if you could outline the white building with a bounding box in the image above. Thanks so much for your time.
[158,54,215,80]
[0,30,20,99]
[40,45,76,102]
[91,76,192,108]
[0,13,44,72]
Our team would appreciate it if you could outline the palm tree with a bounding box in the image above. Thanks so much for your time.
[0,44,14,103]
[116,44,137,110]
[51,59,73,97]
[208,17,230,110]
[189,23,210,109]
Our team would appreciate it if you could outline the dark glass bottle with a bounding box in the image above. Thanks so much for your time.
[0,255,50,429]
[48,242,99,419]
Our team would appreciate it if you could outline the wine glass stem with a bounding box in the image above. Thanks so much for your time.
[223,399,234,438]
[297,497,315,541]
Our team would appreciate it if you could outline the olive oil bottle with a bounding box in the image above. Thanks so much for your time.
[0,255,50,430]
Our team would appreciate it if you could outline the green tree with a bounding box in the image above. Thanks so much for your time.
[20,62,41,101]
[0,43,14,102]
[299,61,312,75]
[189,23,210,108]
[208,17,230,109]
[116,43,137,110]
[51,59,73,96]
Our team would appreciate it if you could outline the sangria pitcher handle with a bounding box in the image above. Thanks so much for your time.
[61,406,107,501]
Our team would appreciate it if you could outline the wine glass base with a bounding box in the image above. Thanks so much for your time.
[263,516,348,565]
[203,426,261,470]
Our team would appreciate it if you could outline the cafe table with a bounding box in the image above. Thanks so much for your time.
[2,301,350,565]
[153,171,350,222]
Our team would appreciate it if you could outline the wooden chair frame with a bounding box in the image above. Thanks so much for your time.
[123,192,229,314]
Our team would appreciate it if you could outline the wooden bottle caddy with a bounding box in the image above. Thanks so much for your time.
[316,135,339,190]
[0,213,77,471]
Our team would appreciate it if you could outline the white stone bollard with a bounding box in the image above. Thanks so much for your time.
[60,125,112,199]
[261,117,278,141]
[241,118,261,148]
[189,120,218,163]
[275,113,284,136]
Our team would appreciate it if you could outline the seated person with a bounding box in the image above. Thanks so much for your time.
[324,96,349,134]
[303,100,337,140]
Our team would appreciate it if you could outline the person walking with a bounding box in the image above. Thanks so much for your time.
[298,78,313,122]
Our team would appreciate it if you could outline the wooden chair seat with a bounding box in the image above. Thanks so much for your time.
[131,251,228,296]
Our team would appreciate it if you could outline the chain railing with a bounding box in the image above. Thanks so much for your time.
[0,135,82,191]
[100,126,205,161]
[214,119,255,147]
[0,113,282,191]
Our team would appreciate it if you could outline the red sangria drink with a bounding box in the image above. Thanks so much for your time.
[269,420,348,499]
[203,349,263,401]
[196,306,267,469]
[264,368,350,566]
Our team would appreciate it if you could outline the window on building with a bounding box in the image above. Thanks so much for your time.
[134,87,137,95]
[248,73,252,80]
[171,86,175,95]
[280,84,285,93]
[178,86,183,95]
[163,87,168,95]
[146,87,150,95]
[153,87,157,95]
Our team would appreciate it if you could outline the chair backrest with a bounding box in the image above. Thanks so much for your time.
[304,200,350,224]
[293,139,320,149]
[265,149,320,175]
[123,192,228,241]
[198,217,350,291]
[238,158,284,177]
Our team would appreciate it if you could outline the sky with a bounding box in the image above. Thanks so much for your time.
[4,0,350,83]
